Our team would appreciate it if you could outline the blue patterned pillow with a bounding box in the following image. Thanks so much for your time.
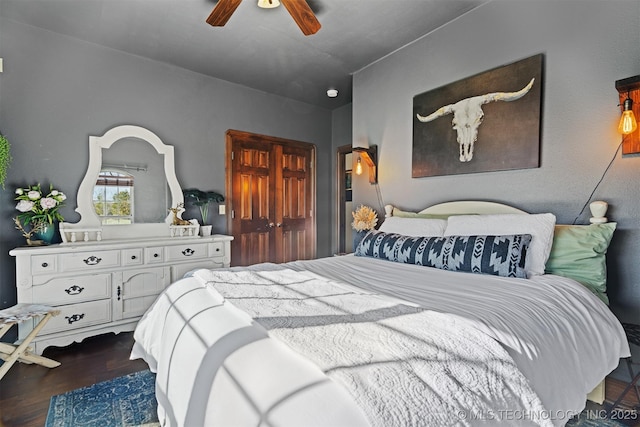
[355,231,531,278]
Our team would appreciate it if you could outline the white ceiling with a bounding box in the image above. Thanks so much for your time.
[1,0,487,109]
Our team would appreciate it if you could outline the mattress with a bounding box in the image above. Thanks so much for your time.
[131,255,630,426]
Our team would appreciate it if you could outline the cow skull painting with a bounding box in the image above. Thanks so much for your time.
[416,78,535,162]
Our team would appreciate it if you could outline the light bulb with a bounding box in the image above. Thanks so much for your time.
[257,0,280,8]
[618,96,638,135]
[355,157,363,175]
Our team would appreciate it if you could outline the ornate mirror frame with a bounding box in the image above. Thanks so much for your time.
[60,125,184,242]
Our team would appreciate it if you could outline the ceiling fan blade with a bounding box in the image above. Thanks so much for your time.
[280,0,321,36]
[206,0,243,26]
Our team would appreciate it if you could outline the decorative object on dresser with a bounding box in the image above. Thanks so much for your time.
[11,124,233,355]
[168,203,199,237]
[182,188,225,236]
[14,183,66,245]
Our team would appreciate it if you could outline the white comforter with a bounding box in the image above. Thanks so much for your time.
[131,255,630,427]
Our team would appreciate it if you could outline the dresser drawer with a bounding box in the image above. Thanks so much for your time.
[145,247,165,264]
[61,250,120,272]
[41,300,112,335]
[122,248,143,266]
[31,255,58,275]
[210,241,225,257]
[166,243,209,262]
[32,274,111,305]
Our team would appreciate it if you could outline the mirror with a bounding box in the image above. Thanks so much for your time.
[97,137,168,224]
[60,125,184,241]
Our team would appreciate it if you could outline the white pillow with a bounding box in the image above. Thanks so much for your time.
[444,213,556,277]
[379,216,447,237]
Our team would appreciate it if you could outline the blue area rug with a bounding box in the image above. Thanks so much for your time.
[45,370,159,427]
[45,369,632,426]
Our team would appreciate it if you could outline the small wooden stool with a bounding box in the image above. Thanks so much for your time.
[0,304,61,380]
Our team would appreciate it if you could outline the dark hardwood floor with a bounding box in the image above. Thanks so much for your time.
[0,331,148,427]
[0,330,638,427]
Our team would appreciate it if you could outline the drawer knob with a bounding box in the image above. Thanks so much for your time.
[41,262,49,268]
[65,313,85,324]
[83,256,102,265]
[64,285,85,295]
[182,248,195,257]
[153,253,160,258]
[131,255,137,260]
[216,248,220,252]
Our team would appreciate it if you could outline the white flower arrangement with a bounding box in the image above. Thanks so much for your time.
[15,183,66,226]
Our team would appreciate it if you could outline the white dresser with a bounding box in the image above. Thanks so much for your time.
[10,234,232,354]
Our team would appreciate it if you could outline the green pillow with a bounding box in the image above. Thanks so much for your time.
[545,223,616,304]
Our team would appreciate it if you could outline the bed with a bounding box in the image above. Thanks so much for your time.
[131,201,630,427]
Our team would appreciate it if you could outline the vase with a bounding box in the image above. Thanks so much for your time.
[33,221,57,245]
[200,225,213,237]
[353,230,368,251]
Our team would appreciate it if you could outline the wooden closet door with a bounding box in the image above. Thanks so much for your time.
[226,130,316,266]
[278,143,314,263]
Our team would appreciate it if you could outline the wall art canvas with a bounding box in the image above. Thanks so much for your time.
[412,54,543,177]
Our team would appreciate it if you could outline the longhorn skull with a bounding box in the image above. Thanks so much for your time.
[416,78,535,162]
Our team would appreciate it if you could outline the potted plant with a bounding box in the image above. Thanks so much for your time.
[0,133,11,189]
[14,183,66,244]
[182,188,225,236]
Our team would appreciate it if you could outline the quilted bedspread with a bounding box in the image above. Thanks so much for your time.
[192,267,553,426]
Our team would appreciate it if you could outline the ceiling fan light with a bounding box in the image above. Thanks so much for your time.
[258,0,280,8]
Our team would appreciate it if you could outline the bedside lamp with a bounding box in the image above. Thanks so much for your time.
[589,201,608,224]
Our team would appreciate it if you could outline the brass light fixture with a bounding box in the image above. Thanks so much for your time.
[615,75,640,154]
[618,93,637,135]
[353,146,378,184]
[355,157,363,175]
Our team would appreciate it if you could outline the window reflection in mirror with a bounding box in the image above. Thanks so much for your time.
[99,138,169,224]
[94,170,134,224]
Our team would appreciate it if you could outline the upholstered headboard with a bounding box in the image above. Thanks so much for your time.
[385,201,527,217]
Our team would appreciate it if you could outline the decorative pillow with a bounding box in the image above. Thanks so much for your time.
[545,223,616,304]
[355,230,531,278]
[444,213,556,277]
[379,216,447,237]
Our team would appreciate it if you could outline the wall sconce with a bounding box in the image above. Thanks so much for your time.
[353,145,378,184]
[618,93,637,135]
[615,75,640,154]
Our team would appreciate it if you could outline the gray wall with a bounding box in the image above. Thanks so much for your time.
[331,103,353,253]
[352,0,640,314]
[0,18,334,311]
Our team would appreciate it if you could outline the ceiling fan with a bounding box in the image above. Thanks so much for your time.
[206,0,321,36]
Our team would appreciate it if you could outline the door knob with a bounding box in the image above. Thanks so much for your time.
[268,222,275,228]
[276,222,283,227]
